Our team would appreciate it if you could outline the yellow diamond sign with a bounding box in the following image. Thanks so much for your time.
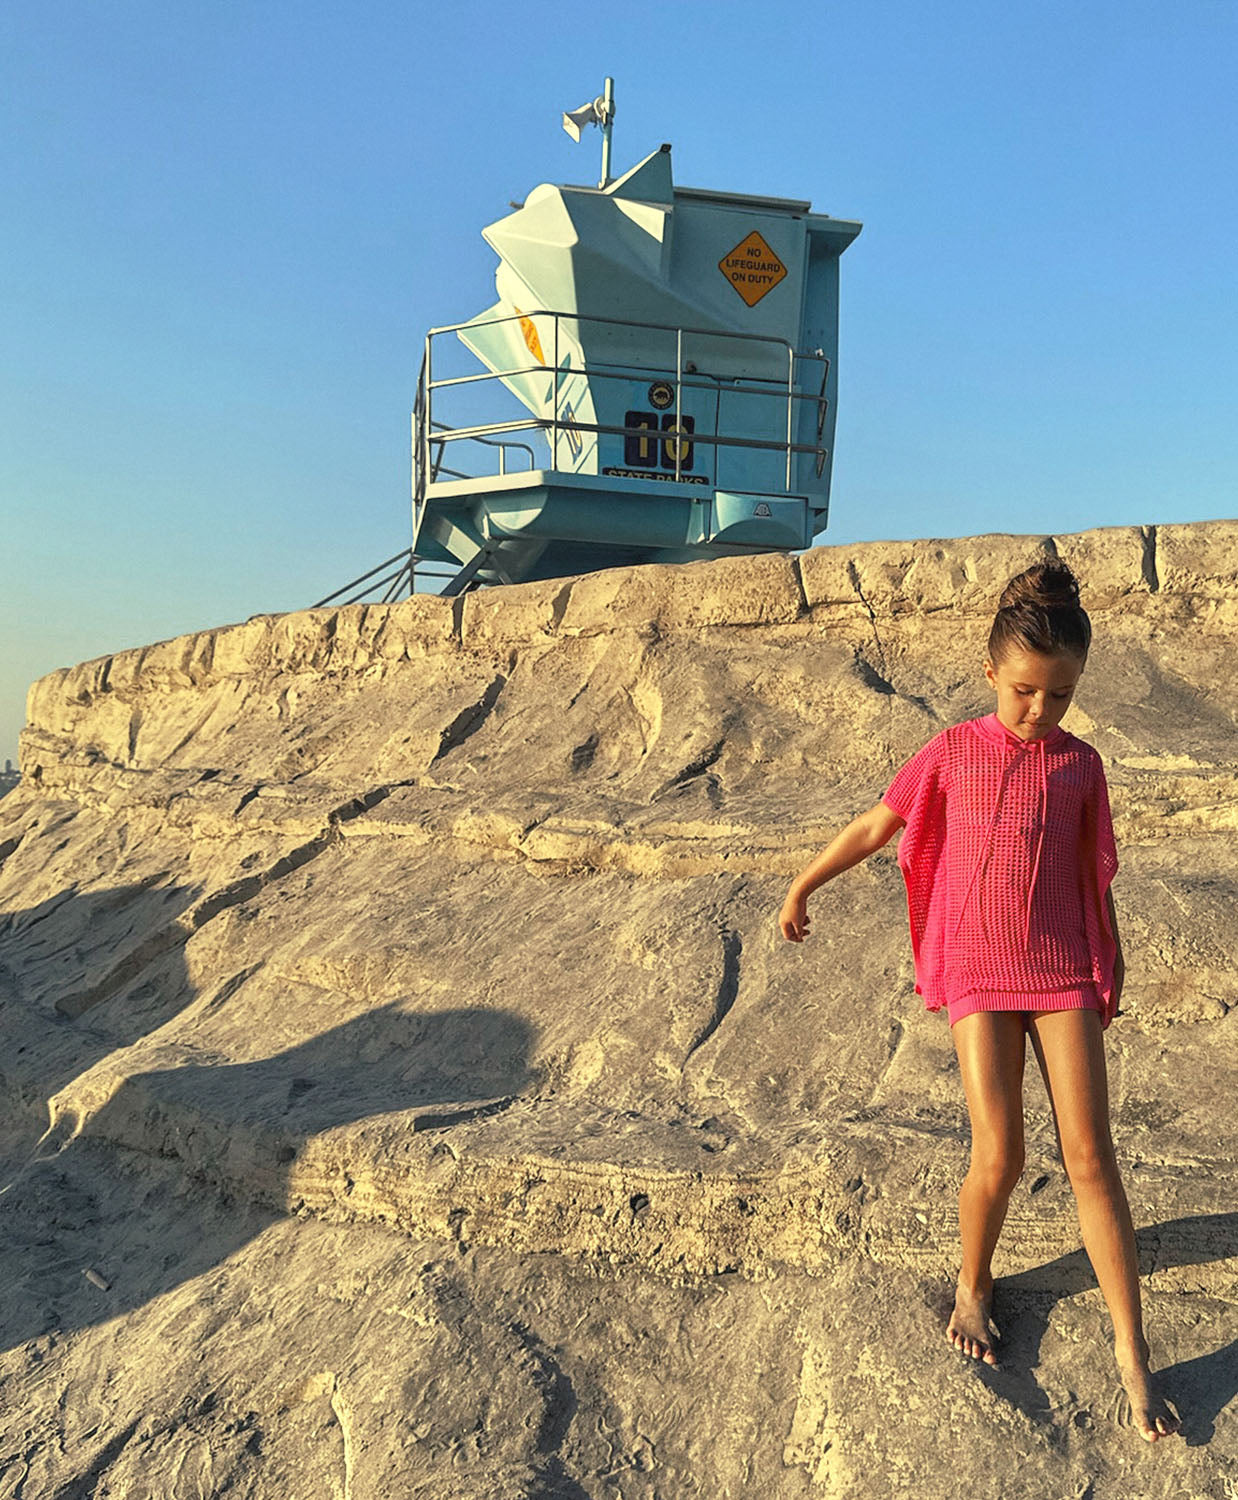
[719,230,787,307]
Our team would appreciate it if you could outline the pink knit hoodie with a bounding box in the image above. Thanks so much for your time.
[883,714,1120,1026]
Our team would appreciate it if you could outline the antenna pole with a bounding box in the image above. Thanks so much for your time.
[599,77,615,188]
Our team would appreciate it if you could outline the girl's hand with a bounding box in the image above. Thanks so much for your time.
[777,803,902,945]
[1113,950,1125,1006]
[779,889,811,942]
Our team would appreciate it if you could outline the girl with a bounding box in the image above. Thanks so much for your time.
[778,561,1180,1444]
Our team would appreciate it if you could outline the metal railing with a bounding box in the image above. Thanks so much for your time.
[424,420,536,485]
[411,307,831,551]
[312,548,462,608]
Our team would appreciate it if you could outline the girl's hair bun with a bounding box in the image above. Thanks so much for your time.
[988,558,1091,663]
[998,560,1082,611]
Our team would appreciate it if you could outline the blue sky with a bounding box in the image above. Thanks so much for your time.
[3,1,1236,759]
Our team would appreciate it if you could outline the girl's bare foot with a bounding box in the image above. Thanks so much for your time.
[1116,1337,1181,1442]
[947,1276,999,1365]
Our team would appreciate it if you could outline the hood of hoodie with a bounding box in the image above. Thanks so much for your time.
[969,712,1066,750]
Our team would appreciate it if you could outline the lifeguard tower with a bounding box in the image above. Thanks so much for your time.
[319,83,860,602]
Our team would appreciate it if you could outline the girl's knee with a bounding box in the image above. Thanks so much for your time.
[1061,1136,1119,1190]
[968,1141,1025,1197]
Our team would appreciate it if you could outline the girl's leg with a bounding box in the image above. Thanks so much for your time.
[1027,1009,1180,1441]
[949,1011,1028,1364]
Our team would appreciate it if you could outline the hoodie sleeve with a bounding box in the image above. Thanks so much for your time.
[1082,750,1120,1024]
[1085,752,1119,888]
[883,733,950,1005]
[883,734,946,823]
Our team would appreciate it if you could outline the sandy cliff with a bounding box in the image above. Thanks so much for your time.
[1,521,1235,1497]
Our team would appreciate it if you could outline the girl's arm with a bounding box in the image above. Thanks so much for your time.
[779,801,906,942]
[1105,886,1126,1005]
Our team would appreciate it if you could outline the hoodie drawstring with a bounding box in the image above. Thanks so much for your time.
[953,734,1049,949]
[1023,738,1048,949]
[952,746,1016,939]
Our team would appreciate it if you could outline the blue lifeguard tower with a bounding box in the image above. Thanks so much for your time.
[319,84,860,602]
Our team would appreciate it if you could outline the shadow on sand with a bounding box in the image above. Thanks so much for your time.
[2,1003,539,1344]
[1,884,538,1346]
[0,881,206,1164]
[975,1215,1238,1446]
[0,876,597,1494]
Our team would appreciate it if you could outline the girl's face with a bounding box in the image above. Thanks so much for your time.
[984,647,1085,741]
